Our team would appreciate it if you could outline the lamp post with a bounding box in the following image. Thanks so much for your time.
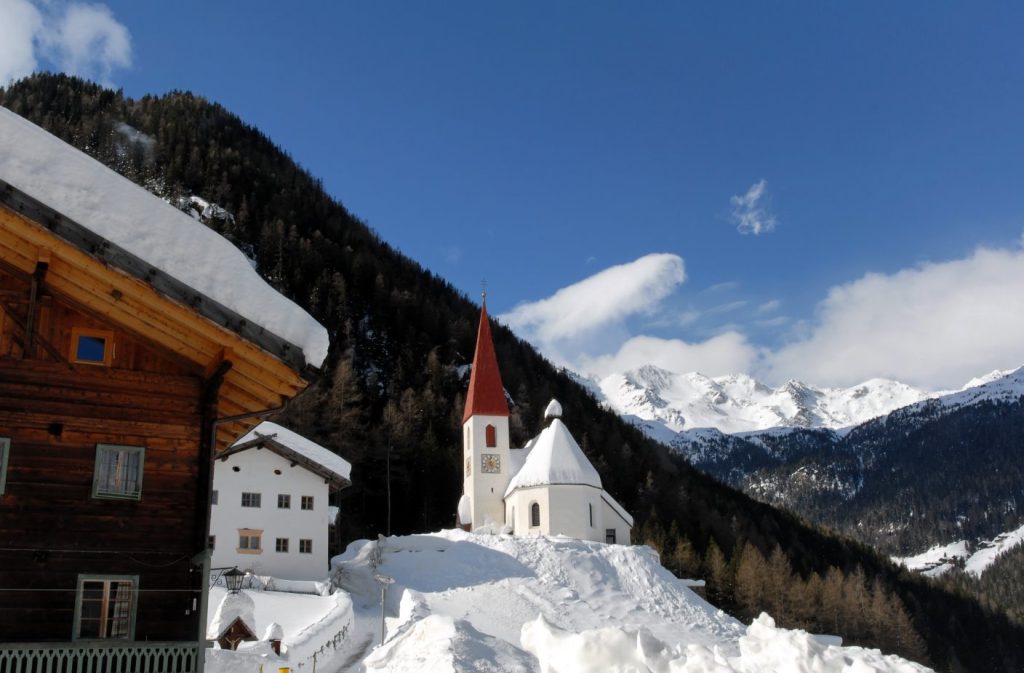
[373,573,394,646]
[224,566,245,594]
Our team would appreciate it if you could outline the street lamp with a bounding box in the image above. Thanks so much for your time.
[224,567,245,594]
[373,573,394,646]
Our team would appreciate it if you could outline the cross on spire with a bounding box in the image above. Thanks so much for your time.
[481,279,488,305]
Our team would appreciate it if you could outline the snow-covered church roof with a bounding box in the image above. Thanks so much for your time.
[505,417,602,497]
[0,107,328,368]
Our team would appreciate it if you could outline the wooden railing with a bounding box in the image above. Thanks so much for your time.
[0,641,200,673]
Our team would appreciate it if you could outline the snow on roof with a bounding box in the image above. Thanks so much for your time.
[207,591,257,639]
[0,108,328,368]
[544,399,563,419]
[263,622,284,641]
[504,418,601,496]
[235,421,351,482]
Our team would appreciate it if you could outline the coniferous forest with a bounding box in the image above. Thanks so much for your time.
[3,73,1023,672]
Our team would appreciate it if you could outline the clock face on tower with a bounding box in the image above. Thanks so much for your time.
[481,454,501,474]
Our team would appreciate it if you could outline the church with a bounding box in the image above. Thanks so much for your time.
[456,303,633,544]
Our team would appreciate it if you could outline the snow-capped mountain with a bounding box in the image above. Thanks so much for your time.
[586,364,1022,440]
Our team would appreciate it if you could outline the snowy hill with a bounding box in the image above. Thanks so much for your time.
[586,364,1024,439]
[894,522,1024,578]
[207,530,928,672]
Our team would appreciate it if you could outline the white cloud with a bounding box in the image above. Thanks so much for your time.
[756,299,781,314]
[500,253,685,343]
[0,1,131,87]
[765,246,1024,389]
[581,332,758,379]
[706,300,748,315]
[730,179,777,235]
[0,0,42,85]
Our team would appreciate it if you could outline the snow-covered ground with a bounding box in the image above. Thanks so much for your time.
[894,522,1024,578]
[209,529,933,672]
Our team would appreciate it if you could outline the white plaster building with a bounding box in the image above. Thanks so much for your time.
[457,304,633,543]
[210,422,352,580]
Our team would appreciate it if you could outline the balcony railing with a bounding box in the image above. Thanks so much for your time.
[0,641,200,673]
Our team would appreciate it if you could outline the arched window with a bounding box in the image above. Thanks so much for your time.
[485,424,496,448]
[530,502,540,528]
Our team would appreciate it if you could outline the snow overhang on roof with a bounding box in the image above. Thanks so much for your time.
[223,421,352,489]
[0,107,328,371]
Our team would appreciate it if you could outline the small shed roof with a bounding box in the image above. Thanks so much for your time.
[207,591,257,640]
[222,421,352,489]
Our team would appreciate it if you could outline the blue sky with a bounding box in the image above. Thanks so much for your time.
[3,1,1024,388]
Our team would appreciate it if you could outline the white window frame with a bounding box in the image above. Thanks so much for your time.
[241,492,261,508]
[0,437,10,495]
[276,537,289,553]
[72,574,138,640]
[299,539,313,554]
[92,444,144,500]
[278,494,291,509]
[301,495,314,510]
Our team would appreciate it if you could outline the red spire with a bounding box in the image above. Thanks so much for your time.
[463,302,509,423]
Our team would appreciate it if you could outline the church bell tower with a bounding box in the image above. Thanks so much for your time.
[459,299,511,530]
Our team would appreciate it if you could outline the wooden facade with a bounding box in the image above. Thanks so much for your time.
[0,179,318,650]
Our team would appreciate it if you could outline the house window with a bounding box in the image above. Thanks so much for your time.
[589,503,594,528]
[0,437,9,495]
[71,327,114,366]
[211,490,218,505]
[241,492,261,507]
[301,496,314,510]
[238,529,262,553]
[530,502,540,528]
[299,539,313,554]
[208,535,215,550]
[605,529,616,544]
[92,445,144,500]
[485,424,496,448]
[276,538,289,553]
[278,494,291,509]
[73,575,137,640]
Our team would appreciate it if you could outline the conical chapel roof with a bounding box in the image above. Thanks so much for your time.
[463,303,509,423]
[504,417,602,497]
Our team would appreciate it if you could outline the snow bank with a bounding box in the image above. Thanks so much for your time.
[521,613,931,673]
[0,108,328,367]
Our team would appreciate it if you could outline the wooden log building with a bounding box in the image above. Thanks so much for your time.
[0,110,326,671]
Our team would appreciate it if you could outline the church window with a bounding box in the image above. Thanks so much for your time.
[465,456,471,477]
[589,503,594,527]
[605,529,617,544]
[485,425,496,447]
[530,502,540,528]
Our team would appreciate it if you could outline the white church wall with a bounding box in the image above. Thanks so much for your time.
[463,414,510,529]
[600,497,632,545]
[211,448,331,580]
[506,485,632,544]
